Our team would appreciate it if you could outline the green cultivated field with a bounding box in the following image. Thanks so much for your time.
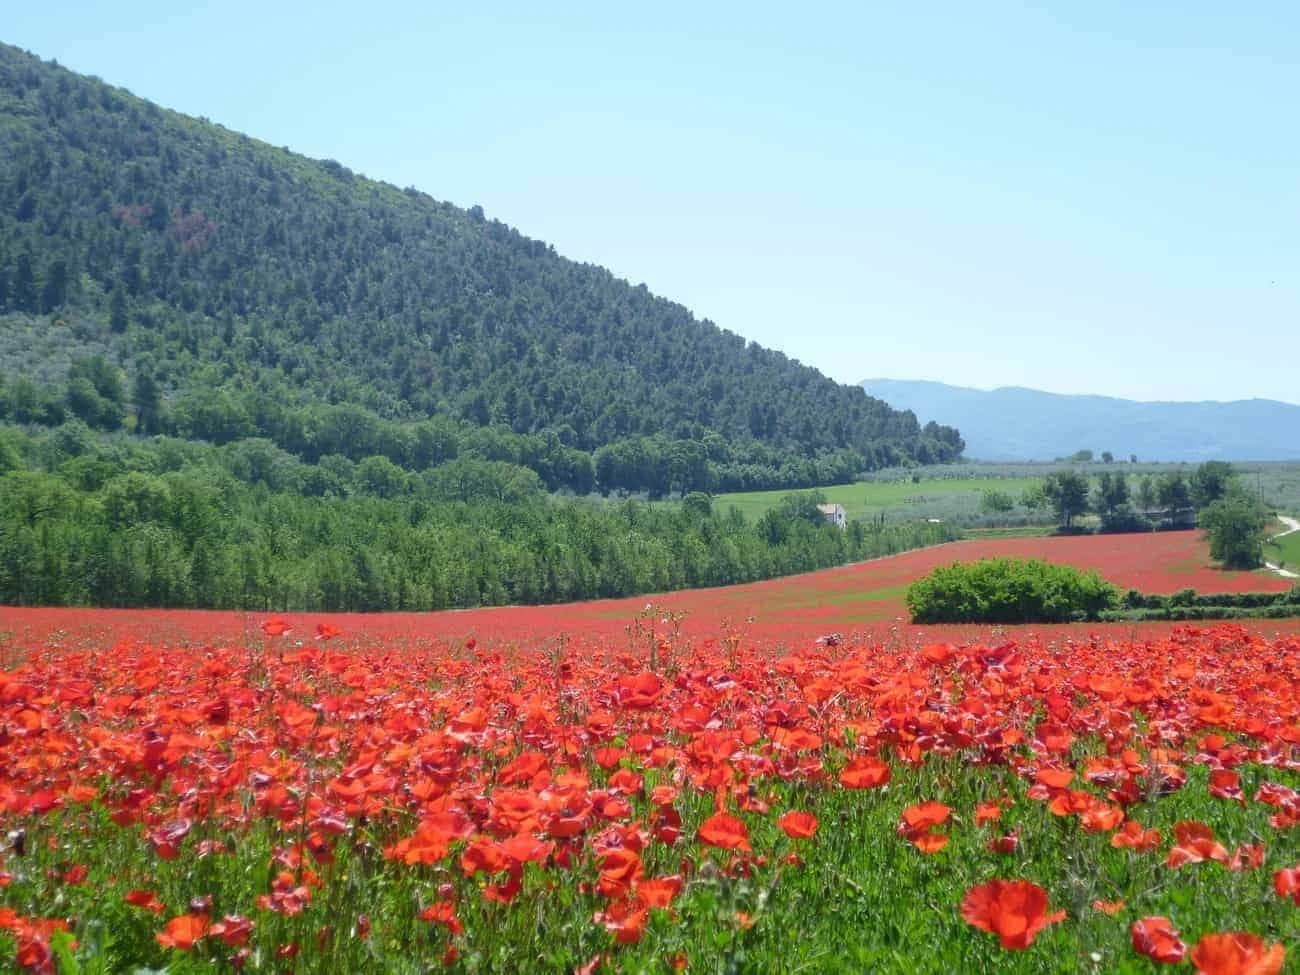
[1265,518,1300,569]
[708,477,1040,525]
[688,461,1300,531]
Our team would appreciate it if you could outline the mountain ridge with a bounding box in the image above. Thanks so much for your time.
[862,378,1300,462]
[875,377,1296,408]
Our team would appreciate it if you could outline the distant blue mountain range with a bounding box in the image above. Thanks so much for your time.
[862,379,1300,462]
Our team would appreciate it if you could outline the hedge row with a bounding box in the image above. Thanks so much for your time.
[1099,603,1300,622]
[1119,588,1300,610]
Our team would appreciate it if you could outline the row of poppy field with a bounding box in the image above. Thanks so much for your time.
[4,529,1294,651]
[0,530,1296,972]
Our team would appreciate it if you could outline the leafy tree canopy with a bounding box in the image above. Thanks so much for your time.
[1199,493,1268,570]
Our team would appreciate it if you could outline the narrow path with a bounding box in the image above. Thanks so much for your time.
[1265,514,1300,579]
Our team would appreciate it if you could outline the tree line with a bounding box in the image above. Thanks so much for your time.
[0,357,926,498]
[978,462,1241,531]
[984,462,1269,569]
[0,422,959,611]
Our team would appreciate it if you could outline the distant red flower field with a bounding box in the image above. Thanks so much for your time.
[2,529,1291,648]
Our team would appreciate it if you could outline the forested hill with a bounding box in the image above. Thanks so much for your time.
[0,43,961,495]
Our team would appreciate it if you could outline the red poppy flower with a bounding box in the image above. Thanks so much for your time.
[611,673,663,710]
[1112,819,1161,853]
[1227,844,1264,872]
[974,801,1003,825]
[499,833,554,865]
[1188,932,1285,975]
[1078,800,1124,833]
[420,901,464,935]
[594,897,648,944]
[900,801,951,831]
[921,643,954,664]
[1131,916,1186,964]
[15,936,54,973]
[597,848,644,899]
[1208,768,1245,804]
[777,811,818,840]
[960,879,1064,950]
[1274,866,1300,905]
[261,618,292,636]
[156,914,209,950]
[148,818,194,860]
[209,914,254,947]
[987,833,1020,855]
[898,801,951,853]
[908,832,950,854]
[124,890,164,915]
[839,756,891,789]
[635,875,683,909]
[1034,767,1074,789]
[698,813,751,852]
[1166,821,1229,868]
[460,836,509,876]
[1091,899,1124,916]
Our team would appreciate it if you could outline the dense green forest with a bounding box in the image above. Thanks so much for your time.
[0,42,962,503]
[0,423,957,610]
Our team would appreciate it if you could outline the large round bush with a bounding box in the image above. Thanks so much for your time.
[906,557,1120,623]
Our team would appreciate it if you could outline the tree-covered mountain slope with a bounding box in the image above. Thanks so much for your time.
[0,42,961,496]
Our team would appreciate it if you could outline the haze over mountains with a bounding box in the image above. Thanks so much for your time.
[863,379,1300,462]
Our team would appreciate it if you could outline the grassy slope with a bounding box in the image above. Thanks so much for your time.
[1265,519,1300,569]
[708,477,1040,523]
[699,461,1300,528]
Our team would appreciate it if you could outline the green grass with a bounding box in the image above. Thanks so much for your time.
[635,461,1300,539]
[751,582,912,623]
[706,477,1042,525]
[960,525,1055,539]
[666,462,1300,531]
[5,762,1297,973]
[1265,517,1300,570]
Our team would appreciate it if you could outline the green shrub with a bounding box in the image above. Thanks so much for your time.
[906,557,1120,623]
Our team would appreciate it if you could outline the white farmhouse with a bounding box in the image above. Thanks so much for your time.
[817,503,847,530]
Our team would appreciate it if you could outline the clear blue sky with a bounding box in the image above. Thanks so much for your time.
[9,3,1299,403]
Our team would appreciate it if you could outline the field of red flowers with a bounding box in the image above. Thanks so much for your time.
[1,531,1297,972]
[2,529,1293,651]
